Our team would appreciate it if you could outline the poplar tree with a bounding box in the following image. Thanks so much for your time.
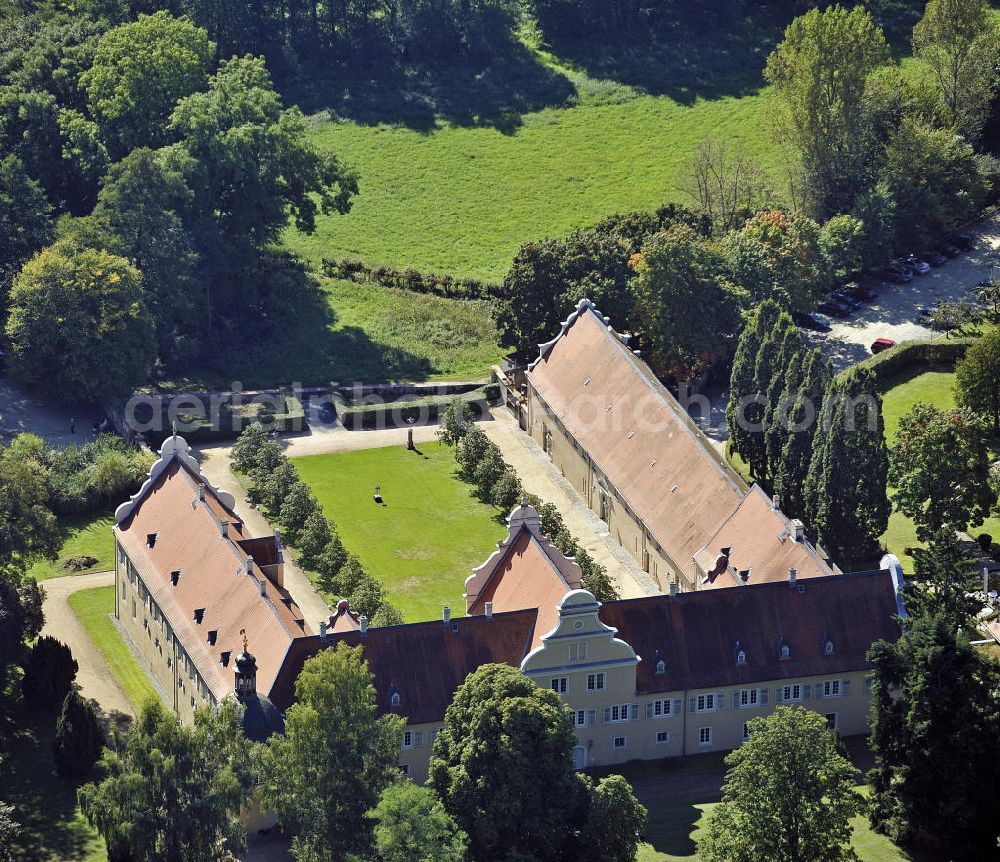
[761,319,803,482]
[804,368,890,567]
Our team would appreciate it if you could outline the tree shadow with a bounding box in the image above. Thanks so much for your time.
[175,254,436,388]
[0,680,105,861]
[283,44,577,133]
[540,10,786,105]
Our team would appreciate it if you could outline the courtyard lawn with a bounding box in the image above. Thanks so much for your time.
[879,368,1000,571]
[28,509,115,581]
[0,675,106,862]
[67,585,160,712]
[293,441,507,622]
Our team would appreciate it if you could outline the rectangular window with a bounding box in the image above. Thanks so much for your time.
[550,677,568,694]
[574,710,587,728]
[402,731,413,749]
[699,727,713,746]
[651,699,671,717]
[864,677,873,694]
[826,713,838,731]
[695,693,715,712]
[656,731,669,744]
[569,641,589,661]
[782,684,802,702]
[613,736,627,750]
[823,680,841,698]
[739,689,759,708]
[608,704,630,723]
[400,764,409,776]
[587,673,606,691]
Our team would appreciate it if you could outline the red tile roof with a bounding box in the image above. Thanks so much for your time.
[526,300,838,585]
[115,450,309,704]
[270,609,540,721]
[598,570,900,694]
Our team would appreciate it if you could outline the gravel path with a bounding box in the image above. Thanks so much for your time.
[40,570,134,718]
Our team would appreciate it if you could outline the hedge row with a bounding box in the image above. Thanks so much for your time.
[846,337,978,384]
[338,385,500,430]
[165,393,306,443]
[321,257,500,300]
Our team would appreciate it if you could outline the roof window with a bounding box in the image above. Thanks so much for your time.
[146,533,158,548]
[208,630,218,646]
[170,570,181,586]
[194,608,205,624]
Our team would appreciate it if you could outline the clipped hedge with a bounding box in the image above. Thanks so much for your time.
[166,392,307,443]
[338,385,500,430]
[844,337,978,384]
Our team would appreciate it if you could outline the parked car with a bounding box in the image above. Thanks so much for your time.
[938,242,961,258]
[949,233,975,251]
[792,311,832,332]
[818,299,851,318]
[871,337,896,354]
[917,305,934,321]
[848,284,879,301]
[832,290,863,310]
[876,267,913,284]
[923,250,947,267]
[904,255,931,275]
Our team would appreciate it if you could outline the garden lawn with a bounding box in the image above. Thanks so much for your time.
[293,441,507,622]
[0,675,106,862]
[68,585,160,712]
[28,509,115,581]
[879,368,1000,571]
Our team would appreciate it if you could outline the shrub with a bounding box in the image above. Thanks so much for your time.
[22,636,78,708]
[53,690,104,776]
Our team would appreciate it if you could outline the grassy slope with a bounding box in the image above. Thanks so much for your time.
[293,441,506,622]
[880,369,1000,571]
[0,676,106,862]
[27,510,115,581]
[288,89,779,282]
[67,585,160,712]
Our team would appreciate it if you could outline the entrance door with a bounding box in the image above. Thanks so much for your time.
[573,746,587,770]
[543,426,553,455]
[599,491,610,524]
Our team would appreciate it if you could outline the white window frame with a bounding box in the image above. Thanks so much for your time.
[550,677,568,694]
[695,693,715,713]
[613,736,627,750]
[569,641,589,661]
[698,726,713,746]
[608,703,630,723]
[402,731,413,749]
[736,650,747,665]
[782,684,802,702]
[825,713,838,730]
[651,699,672,717]
[739,688,759,708]
[573,709,587,728]
[587,672,606,692]
[656,730,669,744]
[823,679,842,698]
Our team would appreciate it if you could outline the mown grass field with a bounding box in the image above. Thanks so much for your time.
[27,509,115,581]
[879,368,1000,571]
[0,674,106,862]
[67,585,160,712]
[293,441,507,622]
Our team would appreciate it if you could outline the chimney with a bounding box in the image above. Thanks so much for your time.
[485,601,493,620]
[220,519,229,538]
[668,580,678,598]
[319,621,328,640]
[198,482,205,501]
[788,567,797,586]
[245,556,253,575]
[258,578,266,597]
[442,606,451,625]
[360,615,368,636]
[790,519,805,542]
[772,493,780,511]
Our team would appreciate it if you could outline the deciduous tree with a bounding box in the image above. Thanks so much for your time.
[370,782,468,862]
[889,404,993,540]
[700,706,862,862]
[956,328,1000,433]
[263,643,404,862]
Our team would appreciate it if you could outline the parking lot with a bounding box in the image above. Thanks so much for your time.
[803,211,1000,371]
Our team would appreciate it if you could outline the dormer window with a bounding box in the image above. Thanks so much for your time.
[388,683,402,708]
[653,650,666,675]
[823,637,835,656]
[194,608,205,624]
[146,532,158,548]
[220,651,231,667]
[737,650,747,665]
[170,570,181,586]
[207,630,218,646]
[778,638,791,661]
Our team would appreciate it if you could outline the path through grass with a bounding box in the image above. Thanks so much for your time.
[293,441,507,621]
[68,586,160,712]
[28,509,115,581]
